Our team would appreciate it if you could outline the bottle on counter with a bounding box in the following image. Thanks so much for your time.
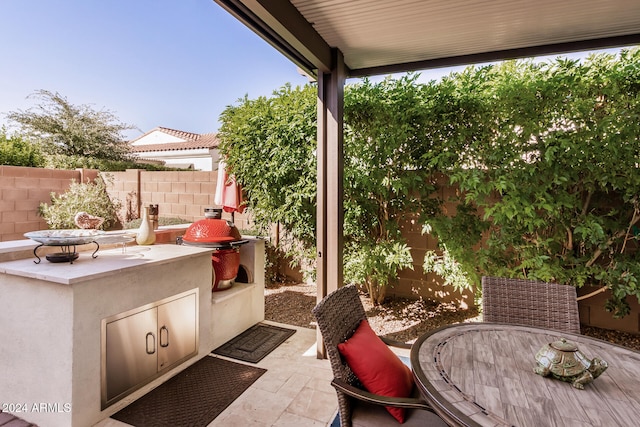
[136,206,156,245]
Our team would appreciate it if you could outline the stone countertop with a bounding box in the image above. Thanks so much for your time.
[0,244,212,285]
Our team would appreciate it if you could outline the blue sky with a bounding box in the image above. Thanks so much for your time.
[0,0,311,139]
[0,1,628,140]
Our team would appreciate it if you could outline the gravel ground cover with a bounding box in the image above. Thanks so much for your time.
[265,281,640,351]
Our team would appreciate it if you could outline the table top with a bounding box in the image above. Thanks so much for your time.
[411,323,640,427]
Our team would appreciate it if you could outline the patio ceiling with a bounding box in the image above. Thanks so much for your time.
[213,0,640,79]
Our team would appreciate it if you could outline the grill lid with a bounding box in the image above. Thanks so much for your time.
[182,208,243,245]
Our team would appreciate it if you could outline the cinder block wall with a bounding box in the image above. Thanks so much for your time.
[0,166,96,241]
[102,169,251,231]
[388,174,476,306]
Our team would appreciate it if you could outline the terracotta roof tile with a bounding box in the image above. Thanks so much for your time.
[156,126,201,140]
[198,132,219,146]
[129,127,220,153]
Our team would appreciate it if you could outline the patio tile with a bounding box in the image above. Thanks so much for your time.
[275,372,315,399]
[252,368,291,393]
[209,412,271,426]
[273,411,332,426]
[285,386,338,423]
[92,418,130,427]
[96,322,338,427]
[213,386,294,425]
[305,375,337,395]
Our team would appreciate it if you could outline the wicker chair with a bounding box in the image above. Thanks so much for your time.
[312,284,447,427]
[481,276,581,334]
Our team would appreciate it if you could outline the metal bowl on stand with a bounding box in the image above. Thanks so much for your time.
[24,229,104,263]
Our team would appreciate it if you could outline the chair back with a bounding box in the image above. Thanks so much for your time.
[312,284,366,427]
[482,276,581,334]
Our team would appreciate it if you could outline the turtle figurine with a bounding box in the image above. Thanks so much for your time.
[533,338,608,389]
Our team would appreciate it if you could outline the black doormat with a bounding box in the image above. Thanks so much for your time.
[111,356,265,427]
[212,323,296,363]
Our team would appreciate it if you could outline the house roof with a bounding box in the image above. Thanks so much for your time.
[214,0,640,78]
[129,127,220,153]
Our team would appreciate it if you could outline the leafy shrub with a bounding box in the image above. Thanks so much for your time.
[42,154,183,171]
[39,176,121,230]
[422,49,640,317]
[220,80,432,304]
[0,129,44,167]
[344,240,413,304]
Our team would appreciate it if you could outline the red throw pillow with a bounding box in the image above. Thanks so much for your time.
[337,319,414,423]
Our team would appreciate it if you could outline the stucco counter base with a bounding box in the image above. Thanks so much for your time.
[0,244,213,427]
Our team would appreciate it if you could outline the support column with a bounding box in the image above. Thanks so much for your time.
[316,49,346,358]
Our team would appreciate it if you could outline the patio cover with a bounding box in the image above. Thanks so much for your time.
[213,1,640,78]
[212,0,640,355]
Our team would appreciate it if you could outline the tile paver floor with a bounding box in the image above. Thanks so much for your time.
[94,321,339,427]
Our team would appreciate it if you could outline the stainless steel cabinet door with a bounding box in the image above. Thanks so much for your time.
[105,308,158,403]
[157,292,197,370]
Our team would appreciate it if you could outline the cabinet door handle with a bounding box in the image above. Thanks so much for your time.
[146,332,156,354]
[159,326,169,348]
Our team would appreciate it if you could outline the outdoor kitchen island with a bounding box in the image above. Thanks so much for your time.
[0,239,265,427]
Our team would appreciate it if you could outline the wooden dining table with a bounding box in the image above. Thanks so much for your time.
[410,322,640,427]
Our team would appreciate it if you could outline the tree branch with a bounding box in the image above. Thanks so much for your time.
[621,205,640,254]
[586,211,640,267]
[581,190,592,217]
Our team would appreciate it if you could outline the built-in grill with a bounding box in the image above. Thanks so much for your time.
[180,208,247,291]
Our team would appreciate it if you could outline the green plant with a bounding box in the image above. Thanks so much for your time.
[39,176,121,230]
[220,77,443,305]
[7,90,135,162]
[423,246,475,295]
[219,84,318,274]
[342,75,441,304]
[344,240,413,304]
[423,48,640,317]
[422,203,488,298]
[0,127,44,167]
[219,48,640,315]
[42,154,186,171]
[263,242,288,286]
